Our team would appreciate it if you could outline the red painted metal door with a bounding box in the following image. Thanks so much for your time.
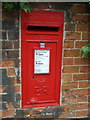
[21,10,64,108]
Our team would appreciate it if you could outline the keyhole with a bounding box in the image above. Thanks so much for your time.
[32,76,34,79]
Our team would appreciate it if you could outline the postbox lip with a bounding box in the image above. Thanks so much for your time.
[22,9,64,14]
[25,23,61,28]
[21,9,64,27]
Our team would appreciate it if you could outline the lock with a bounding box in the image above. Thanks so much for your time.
[40,42,45,48]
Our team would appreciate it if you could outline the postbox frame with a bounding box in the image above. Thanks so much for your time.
[21,10,64,108]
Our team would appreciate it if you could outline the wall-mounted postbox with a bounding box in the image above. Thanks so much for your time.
[21,10,64,108]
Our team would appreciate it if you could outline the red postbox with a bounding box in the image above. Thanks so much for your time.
[21,10,64,108]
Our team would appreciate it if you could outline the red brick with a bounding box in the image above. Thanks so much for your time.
[72,14,90,23]
[80,66,90,73]
[64,41,74,48]
[82,33,90,40]
[62,82,78,89]
[62,95,77,105]
[71,4,88,14]
[76,24,89,32]
[74,58,90,65]
[2,31,6,40]
[63,58,73,65]
[0,60,14,67]
[88,110,90,117]
[75,41,87,48]
[75,110,88,117]
[14,41,19,49]
[0,111,2,118]
[7,68,16,76]
[74,103,89,110]
[0,86,6,93]
[36,115,45,118]
[62,74,73,82]
[36,2,48,9]
[62,94,88,104]
[9,77,20,84]
[77,95,88,102]
[26,116,35,119]
[2,110,15,118]
[62,89,89,96]
[62,103,88,111]
[14,85,20,92]
[64,66,79,73]
[2,41,13,49]
[59,111,75,118]
[30,108,46,115]
[7,102,15,110]
[66,32,81,40]
[7,50,19,59]
[11,102,20,110]
[79,81,90,88]
[88,96,90,102]
[65,23,75,31]
[73,74,90,81]
[14,59,20,67]
[64,50,81,57]
[2,9,19,19]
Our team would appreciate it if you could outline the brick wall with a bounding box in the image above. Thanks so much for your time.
[1,2,90,119]
[61,3,90,118]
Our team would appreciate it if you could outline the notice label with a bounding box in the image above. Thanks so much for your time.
[34,49,50,73]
